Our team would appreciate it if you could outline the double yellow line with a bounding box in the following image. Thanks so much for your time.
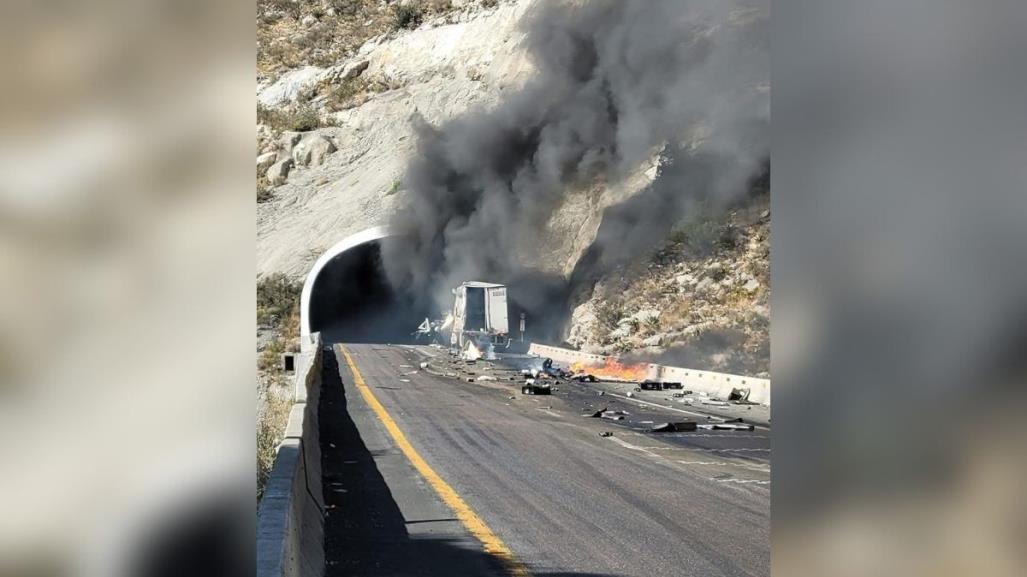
[339,346,532,577]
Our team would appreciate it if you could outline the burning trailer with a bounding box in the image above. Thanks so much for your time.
[449,281,510,358]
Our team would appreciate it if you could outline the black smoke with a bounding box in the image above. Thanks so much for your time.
[381,0,768,340]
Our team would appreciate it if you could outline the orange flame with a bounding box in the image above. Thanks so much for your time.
[570,357,649,382]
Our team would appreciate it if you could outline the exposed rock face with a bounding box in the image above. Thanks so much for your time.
[257,0,545,278]
[257,66,324,108]
[291,134,336,168]
[257,152,277,174]
[564,195,770,376]
[266,158,294,187]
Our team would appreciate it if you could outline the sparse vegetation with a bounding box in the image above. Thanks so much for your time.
[386,179,402,196]
[258,0,395,79]
[256,272,302,501]
[257,176,274,203]
[669,206,722,257]
[393,4,424,30]
[320,76,395,112]
[258,103,324,133]
[257,379,293,500]
[258,273,303,328]
[568,192,770,376]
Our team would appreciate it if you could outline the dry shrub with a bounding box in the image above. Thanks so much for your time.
[257,383,293,501]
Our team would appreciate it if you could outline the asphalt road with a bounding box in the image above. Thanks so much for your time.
[321,343,770,577]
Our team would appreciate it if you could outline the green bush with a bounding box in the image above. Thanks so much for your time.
[670,210,722,257]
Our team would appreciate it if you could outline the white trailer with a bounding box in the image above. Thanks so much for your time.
[450,281,509,351]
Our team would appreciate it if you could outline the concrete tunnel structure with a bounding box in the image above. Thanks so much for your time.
[299,226,426,349]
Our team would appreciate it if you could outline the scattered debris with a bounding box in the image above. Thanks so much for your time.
[698,422,755,431]
[572,374,598,382]
[419,362,429,369]
[508,396,516,400]
[521,380,552,395]
[598,391,606,396]
[649,421,698,432]
[639,380,685,391]
[728,388,751,402]
[476,375,497,381]
[399,379,410,383]
[626,391,635,398]
[701,399,729,406]
[599,431,614,437]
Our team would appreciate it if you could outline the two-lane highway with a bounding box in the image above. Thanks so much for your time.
[321,343,769,577]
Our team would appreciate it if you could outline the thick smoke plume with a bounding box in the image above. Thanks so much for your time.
[382,0,768,334]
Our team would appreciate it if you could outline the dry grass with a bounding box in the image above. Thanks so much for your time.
[258,0,461,81]
[257,377,293,501]
[255,273,302,501]
[257,103,324,133]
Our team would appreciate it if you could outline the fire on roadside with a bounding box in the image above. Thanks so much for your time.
[570,357,649,382]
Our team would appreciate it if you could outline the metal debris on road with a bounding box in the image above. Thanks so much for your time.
[598,391,605,396]
[476,375,497,381]
[649,421,699,432]
[599,431,614,437]
[638,380,685,391]
[698,423,755,431]
[728,388,750,401]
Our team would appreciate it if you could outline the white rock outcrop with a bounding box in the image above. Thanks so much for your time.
[292,135,337,168]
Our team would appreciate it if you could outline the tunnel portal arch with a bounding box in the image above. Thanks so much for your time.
[299,226,401,349]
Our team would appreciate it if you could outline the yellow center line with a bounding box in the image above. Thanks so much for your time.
[339,345,533,577]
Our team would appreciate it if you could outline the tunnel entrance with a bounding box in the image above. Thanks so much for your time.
[301,227,427,346]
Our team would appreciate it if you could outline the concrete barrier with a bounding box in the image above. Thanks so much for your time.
[258,333,326,577]
[526,342,770,405]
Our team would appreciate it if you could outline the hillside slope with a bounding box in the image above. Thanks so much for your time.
[256,0,769,375]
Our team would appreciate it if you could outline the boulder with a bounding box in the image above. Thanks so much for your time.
[266,158,294,186]
[301,14,317,28]
[277,131,303,161]
[675,273,696,286]
[743,278,760,293]
[292,134,337,167]
[340,60,369,81]
[256,152,277,175]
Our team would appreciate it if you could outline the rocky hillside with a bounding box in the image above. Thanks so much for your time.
[256,0,769,376]
[565,192,770,376]
[257,0,537,278]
